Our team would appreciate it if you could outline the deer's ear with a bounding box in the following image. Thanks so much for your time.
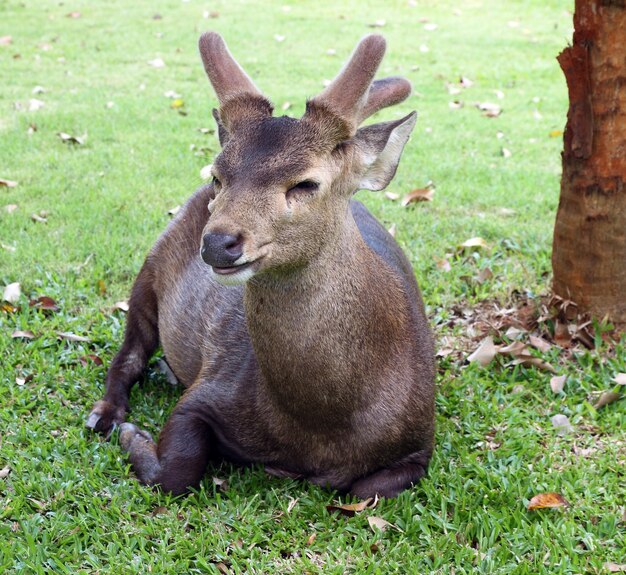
[354,111,416,191]
[212,108,229,147]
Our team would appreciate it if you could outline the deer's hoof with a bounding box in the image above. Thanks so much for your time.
[86,400,126,437]
[119,422,154,452]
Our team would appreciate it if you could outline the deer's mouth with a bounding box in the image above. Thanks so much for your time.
[212,260,254,276]
[210,257,264,285]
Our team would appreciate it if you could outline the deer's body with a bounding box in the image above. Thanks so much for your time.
[88,33,435,498]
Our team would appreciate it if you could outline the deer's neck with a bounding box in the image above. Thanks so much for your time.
[244,215,406,425]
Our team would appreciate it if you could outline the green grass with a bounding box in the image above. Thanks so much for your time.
[1,0,624,573]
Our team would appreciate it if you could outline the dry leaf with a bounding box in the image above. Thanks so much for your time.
[5,204,18,213]
[274,34,286,42]
[0,466,10,479]
[367,516,397,532]
[31,212,48,223]
[0,36,13,46]
[387,223,396,238]
[58,132,85,145]
[613,373,626,386]
[170,98,184,109]
[326,497,376,517]
[460,237,488,249]
[549,129,563,138]
[467,336,498,367]
[434,257,451,272]
[384,192,399,201]
[554,321,572,348]
[476,267,493,284]
[527,492,570,510]
[57,331,90,343]
[112,300,129,313]
[148,57,165,68]
[0,178,18,188]
[281,101,292,111]
[67,11,81,18]
[168,205,181,216]
[79,354,103,367]
[28,98,45,111]
[212,476,229,492]
[200,164,213,180]
[499,341,527,356]
[306,533,317,546]
[550,375,566,394]
[401,187,435,206]
[29,296,59,312]
[529,335,551,353]
[3,282,20,303]
[551,414,573,435]
[604,563,626,573]
[1,302,18,313]
[501,147,512,158]
[477,102,501,117]
[593,391,621,410]
[286,497,298,513]
[368,19,386,28]
[449,100,464,110]
[215,562,230,575]
[12,330,35,339]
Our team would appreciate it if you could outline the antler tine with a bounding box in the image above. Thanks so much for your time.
[310,35,387,133]
[357,77,412,124]
[199,32,262,105]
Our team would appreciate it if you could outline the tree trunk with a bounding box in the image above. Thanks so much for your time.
[552,0,626,329]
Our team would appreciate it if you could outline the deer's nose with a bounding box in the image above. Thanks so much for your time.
[201,232,244,268]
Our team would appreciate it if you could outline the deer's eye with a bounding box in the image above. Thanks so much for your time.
[212,176,222,190]
[286,180,319,201]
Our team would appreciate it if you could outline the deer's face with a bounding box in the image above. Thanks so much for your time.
[196,32,416,285]
[201,116,355,284]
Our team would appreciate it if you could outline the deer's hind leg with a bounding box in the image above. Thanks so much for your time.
[87,266,159,435]
[118,385,216,494]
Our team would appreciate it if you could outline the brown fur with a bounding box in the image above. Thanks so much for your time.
[87,32,436,499]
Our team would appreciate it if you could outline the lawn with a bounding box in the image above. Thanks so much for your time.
[1,0,624,573]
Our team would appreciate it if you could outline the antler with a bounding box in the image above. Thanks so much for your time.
[305,35,412,139]
[199,32,273,132]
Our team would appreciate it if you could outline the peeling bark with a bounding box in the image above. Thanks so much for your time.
[552,0,626,328]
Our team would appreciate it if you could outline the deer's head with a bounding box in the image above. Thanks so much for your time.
[198,32,416,285]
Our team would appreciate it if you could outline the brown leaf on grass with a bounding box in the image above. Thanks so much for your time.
[527,492,570,510]
[286,497,298,513]
[3,282,21,303]
[434,257,451,272]
[467,336,498,367]
[215,562,230,575]
[476,267,493,284]
[79,354,103,367]
[604,563,626,573]
[384,191,399,201]
[593,391,621,410]
[97,279,107,296]
[212,476,229,492]
[58,132,86,145]
[368,19,386,28]
[12,330,35,339]
[29,296,59,312]
[326,496,377,517]
[1,302,19,313]
[529,335,551,353]
[551,414,573,435]
[31,211,48,223]
[66,11,81,18]
[168,205,181,216]
[401,187,435,206]
[0,36,13,46]
[550,375,566,394]
[5,204,18,213]
[57,331,90,343]
[306,532,317,546]
[0,178,18,187]
[553,321,572,348]
[367,516,400,532]
[151,505,168,516]
[501,147,512,158]
[0,466,10,479]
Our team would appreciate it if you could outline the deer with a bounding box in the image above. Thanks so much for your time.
[86,31,435,499]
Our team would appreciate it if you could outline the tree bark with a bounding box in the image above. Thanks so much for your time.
[553,0,626,329]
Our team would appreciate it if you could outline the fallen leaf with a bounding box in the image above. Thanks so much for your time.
[170,98,185,110]
[31,212,48,223]
[605,563,626,573]
[168,205,181,216]
[12,330,35,339]
[368,19,386,28]
[510,355,557,373]
[3,282,21,303]
[551,414,573,435]
[212,476,229,492]
[5,204,18,213]
[423,23,438,31]
[529,335,551,353]
[554,321,572,348]
[401,187,435,206]
[79,354,103,367]
[58,132,86,145]
[593,391,621,410]
[57,331,90,343]
[613,373,626,386]
[476,267,493,284]
[215,563,230,575]
[549,129,563,138]
[468,336,498,367]
[449,100,464,110]
[0,36,12,46]
[0,178,18,188]
[326,497,376,517]
[151,506,168,516]
[112,300,129,313]
[274,35,285,42]
[384,192,399,201]
[460,237,488,249]
[0,466,10,479]
[306,533,317,546]
[29,296,59,312]
[1,302,18,313]
[505,326,526,339]
[434,257,451,272]
[550,375,566,394]
[367,516,398,532]
[28,98,45,111]
[286,497,298,513]
[148,57,165,68]
[477,102,501,117]
[200,164,213,180]
[527,492,570,510]
[499,341,528,356]
[164,90,181,99]
[66,11,81,18]
[501,147,512,158]
[281,101,292,111]
[387,223,396,237]
[459,76,473,88]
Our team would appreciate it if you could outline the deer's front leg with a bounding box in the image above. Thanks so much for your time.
[86,269,159,435]
[118,390,215,494]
